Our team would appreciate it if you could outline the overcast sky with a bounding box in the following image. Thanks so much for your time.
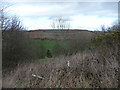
[1,0,118,31]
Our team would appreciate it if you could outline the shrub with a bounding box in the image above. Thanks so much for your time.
[91,30,120,61]
[92,30,120,47]
[3,50,118,88]
[47,49,52,58]
[2,17,32,74]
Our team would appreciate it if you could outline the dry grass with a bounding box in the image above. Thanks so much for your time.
[2,50,118,88]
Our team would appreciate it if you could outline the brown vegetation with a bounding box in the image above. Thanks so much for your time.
[3,49,118,88]
[26,29,95,40]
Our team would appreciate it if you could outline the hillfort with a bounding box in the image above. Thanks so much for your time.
[25,29,95,40]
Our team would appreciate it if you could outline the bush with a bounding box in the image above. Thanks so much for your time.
[91,30,120,60]
[47,49,52,58]
[3,50,118,88]
[92,30,120,47]
[2,17,32,74]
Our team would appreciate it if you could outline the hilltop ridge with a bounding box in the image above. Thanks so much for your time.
[25,29,95,40]
[27,29,93,32]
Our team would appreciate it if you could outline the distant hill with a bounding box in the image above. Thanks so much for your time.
[25,29,96,40]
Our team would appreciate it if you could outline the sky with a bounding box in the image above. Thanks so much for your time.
[0,0,119,31]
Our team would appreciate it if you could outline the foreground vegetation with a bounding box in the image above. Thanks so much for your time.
[1,8,119,88]
[3,49,118,88]
[3,27,120,88]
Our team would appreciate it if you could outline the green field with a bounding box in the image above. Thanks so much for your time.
[29,40,69,59]
[30,40,68,50]
[29,39,90,60]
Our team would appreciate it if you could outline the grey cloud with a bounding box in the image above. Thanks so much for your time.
[6,2,118,21]
[45,2,117,17]
[73,2,118,17]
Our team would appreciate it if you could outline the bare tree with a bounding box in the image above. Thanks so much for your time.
[109,24,120,31]
[101,24,120,32]
[0,8,23,31]
[51,17,70,30]
[0,8,8,30]
[101,25,106,33]
[1,7,31,74]
[0,5,14,30]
